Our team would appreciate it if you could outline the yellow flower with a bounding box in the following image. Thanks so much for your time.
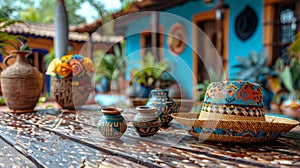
[56,62,71,77]
[46,59,60,76]
[82,57,95,72]
[61,55,73,63]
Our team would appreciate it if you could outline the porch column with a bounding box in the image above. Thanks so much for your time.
[54,0,69,58]
[87,33,93,58]
[151,11,159,59]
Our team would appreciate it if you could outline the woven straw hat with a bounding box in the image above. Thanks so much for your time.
[172,81,299,143]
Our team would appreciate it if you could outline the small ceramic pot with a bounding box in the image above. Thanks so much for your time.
[146,89,178,127]
[97,107,127,139]
[133,106,161,137]
[281,94,300,119]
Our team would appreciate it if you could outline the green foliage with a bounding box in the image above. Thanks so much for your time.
[233,50,277,85]
[94,41,126,82]
[0,0,87,25]
[0,18,26,56]
[288,32,300,57]
[132,52,170,88]
[44,47,55,69]
[273,32,300,97]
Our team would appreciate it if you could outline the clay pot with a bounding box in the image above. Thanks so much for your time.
[281,94,300,119]
[133,106,161,137]
[1,50,43,113]
[146,89,178,127]
[97,107,127,139]
[51,73,92,109]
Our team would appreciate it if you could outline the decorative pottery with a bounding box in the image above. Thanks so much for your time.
[1,50,43,113]
[146,89,178,127]
[281,94,300,119]
[97,107,127,139]
[51,73,92,109]
[133,106,161,137]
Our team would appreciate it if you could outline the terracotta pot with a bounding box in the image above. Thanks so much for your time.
[51,73,92,109]
[281,94,300,119]
[1,50,43,113]
[146,89,178,127]
[97,107,127,139]
[133,106,161,137]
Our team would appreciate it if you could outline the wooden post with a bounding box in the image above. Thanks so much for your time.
[54,0,69,58]
[87,33,93,58]
[151,12,159,59]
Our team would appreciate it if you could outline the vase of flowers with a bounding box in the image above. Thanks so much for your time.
[46,54,94,109]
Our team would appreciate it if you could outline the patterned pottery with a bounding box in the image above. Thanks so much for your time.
[146,89,178,127]
[98,107,127,140]
[133,106,161,137]
[281,94,300,119]
[1,50,43,113]
[51,73,92,109]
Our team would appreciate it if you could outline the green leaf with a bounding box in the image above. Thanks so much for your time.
[279,66,294,92]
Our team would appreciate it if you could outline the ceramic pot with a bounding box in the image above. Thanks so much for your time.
[281,94,300,119]
[133,106,161,137]
[97,107,127,139]
[51,73,92,109]
[1,50,43,113]
[146,89,178,127]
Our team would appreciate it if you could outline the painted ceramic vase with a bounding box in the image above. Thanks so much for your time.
[133,106,161,137]
[281,94,300,119]
[51,73,92,109]
[146,90,178,127]
[97,107,127,139]
[1,50,43,113]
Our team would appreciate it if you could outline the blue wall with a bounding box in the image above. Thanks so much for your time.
[226,0,263,79]
[125,0,264,99]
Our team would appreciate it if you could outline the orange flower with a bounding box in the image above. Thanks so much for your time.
[70,59,83,76]
[56,62,71,77]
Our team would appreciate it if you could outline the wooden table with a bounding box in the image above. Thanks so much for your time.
[0,105,299,167]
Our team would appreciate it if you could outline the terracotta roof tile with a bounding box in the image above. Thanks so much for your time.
[1,22,122,43]
[72,0,188,33]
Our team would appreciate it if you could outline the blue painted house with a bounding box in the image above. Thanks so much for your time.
[77,0,299,99]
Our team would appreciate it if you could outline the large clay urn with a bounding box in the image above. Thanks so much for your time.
[0,50,43,113]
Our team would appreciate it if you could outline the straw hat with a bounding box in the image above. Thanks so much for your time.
[172,81,299,143]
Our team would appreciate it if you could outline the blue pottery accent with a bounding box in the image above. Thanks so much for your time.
[146,90,178,127]
[135,84,152,98]
[191,127,280,139]
[133,106,161,137]
[97,107,127,140]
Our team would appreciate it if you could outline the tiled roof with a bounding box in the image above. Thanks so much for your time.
[1,22,123,43]
[72,0,188,33]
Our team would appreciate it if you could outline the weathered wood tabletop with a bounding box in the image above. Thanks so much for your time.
[0,105,299,168]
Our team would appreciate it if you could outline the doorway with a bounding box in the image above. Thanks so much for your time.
[192,9,228,96]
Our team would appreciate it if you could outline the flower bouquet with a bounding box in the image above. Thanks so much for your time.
[46,54,95,109]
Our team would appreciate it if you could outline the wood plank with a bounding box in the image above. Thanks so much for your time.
[0,112,144,168]
[9,109,300,167]
[0,136,37,167]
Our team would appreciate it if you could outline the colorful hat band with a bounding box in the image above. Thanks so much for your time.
[201,103,265,118]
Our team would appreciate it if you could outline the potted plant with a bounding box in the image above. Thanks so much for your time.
[94,42,126,93]
[46,54,95,109]
[274,34,300,118]
[233,50,279,109]
[131,52,170,98]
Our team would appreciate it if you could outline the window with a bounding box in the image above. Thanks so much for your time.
[264,0,300,65]
[141,31,163,59]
